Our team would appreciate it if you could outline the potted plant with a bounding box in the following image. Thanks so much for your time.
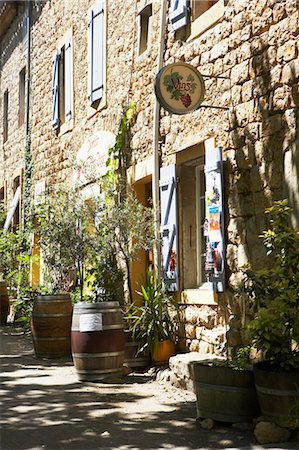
[126,269,178,365]
[0,203,33,326]
[71,187,156,380]
[244,200,299,428]
[191,346,260,423]
[31,186,93,358]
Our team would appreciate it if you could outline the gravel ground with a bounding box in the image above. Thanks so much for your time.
[0,325,298,450]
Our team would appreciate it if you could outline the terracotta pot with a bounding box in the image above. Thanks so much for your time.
[152,339,175,365]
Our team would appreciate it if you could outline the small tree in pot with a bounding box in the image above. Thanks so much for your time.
[243,200,299,428]
[31,186,94,358]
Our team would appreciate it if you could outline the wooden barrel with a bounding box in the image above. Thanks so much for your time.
[192,361,260,423]
[31,294,72,358]
[124,341,150,369]
[71,302,125,381]
[254,361,299,428]
[0,281,9,325]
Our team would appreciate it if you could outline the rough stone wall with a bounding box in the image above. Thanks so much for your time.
[156,0,299,353]
[0,3,28,202]
[1,0,298,356]
[29,0,140,188]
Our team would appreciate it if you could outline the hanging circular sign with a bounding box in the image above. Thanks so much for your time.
[155,62,205,115]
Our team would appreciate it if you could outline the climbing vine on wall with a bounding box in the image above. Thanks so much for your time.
[104,102,136,199]
[23,131,33,226]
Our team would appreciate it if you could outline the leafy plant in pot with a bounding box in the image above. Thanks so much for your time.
[0,203,35,327]
[76,187,156,376]
[191,346,261,423]
[243,200,299,428]
[31,186,94,358]
[126,269,178,365]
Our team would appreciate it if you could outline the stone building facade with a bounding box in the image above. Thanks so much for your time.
[1,0,298,355]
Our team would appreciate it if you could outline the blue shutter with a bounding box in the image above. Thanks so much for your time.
[159,165,179,292]
[204,147,225,293]
[170,0,190,32]
[52,51,59,129]
[65,37,73,122]
[88,3,104,105]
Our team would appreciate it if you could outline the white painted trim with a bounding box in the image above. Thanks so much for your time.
[188,0,225,42]
[4,186,21,231]
[127,156,154,185]
[181,287,218,305]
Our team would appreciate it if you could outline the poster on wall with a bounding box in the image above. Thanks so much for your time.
[204,147,225,292]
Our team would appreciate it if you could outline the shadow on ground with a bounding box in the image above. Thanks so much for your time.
[1,325,298,450]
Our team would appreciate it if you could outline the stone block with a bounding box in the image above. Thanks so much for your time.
[227,217,247,244]
[254,421,291,445]
[210,40,229,61]
[185,324,196,340]
[272,86,292,110]
[235,100,256,127]
[197,305,217,328]
[273,2,286,23]
[189,340,200,353]
[231,61,249,85]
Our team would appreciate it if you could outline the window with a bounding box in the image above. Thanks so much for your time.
[52,30,73,132]
[160,142,225,296]
[138,4,152,56]
[19,68,26,127]
[190,0,224,39]
[0,186,5,205]
[179,157,206,288]
[3,90,8,143]
[12,176,21,231]
[192,0,219,22]
[170,0,225,40]
[88,1,106,110]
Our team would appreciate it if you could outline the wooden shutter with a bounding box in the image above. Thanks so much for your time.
[65,37,73,122]
[159,165,179,292]
[4,186,21,232]
[170,0,190,32]
[88,3,104,105]
[52,51,59,129]
[204,147,225,292]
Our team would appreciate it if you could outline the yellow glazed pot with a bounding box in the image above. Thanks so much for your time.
[152,340,175,365]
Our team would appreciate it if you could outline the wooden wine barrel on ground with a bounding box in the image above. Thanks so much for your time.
[71,302,125,381]
[0,281,10,325]
[31,294,72,358]
[192,360,260,423]
[254,361,299,428]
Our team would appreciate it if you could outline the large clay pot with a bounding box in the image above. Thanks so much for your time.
[71,302,125,381]
[152,340,176,365]
[192,360,260,423]
[0,281,9,325]
[254,361,299,428]
[31,294,73,358]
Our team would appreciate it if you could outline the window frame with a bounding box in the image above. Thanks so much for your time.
[137,4,153,57]
[52,28,74,135]
[87,0,107,118]
[188,0,226,41]
[18,67,26,128]
[3,89,9,143]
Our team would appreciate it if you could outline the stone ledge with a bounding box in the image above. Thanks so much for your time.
[157,352,224,392]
